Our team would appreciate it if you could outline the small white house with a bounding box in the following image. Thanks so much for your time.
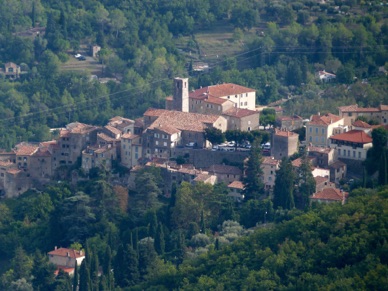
[318,70,336,82]
[48,247,85,275]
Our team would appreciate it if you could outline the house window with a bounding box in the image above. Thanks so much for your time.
[315,127,318,134]
[338,149,341,156]
[353,151,356,158]
[309,127,312,133]
[322,128,325,134]
[358,152,361,158]
[268,177,272,181]
[343,149,346,156]
[309,136,312,142]
[348,150,350,157]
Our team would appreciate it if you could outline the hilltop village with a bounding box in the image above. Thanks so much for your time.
[0,77,386,205]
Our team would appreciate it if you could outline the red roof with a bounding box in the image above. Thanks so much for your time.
[309,113,342,126]
[228,180,245,190]
[352,120,372,128]
[48,248,85,259]
[190,83,255,99]
[262,157,279,166]
[338,104,379,113]
[274,129,298,137]
[311,187,348,202]
[330,130,372,144]
[223,107,258,118]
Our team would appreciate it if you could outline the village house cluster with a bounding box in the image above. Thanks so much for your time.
[0,77,386,205]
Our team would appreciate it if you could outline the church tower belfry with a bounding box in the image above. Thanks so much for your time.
[173,77,189,112]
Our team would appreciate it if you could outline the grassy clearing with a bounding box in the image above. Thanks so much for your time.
[175,20,260,67]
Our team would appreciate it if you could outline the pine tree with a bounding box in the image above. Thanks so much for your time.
[243,139,264,200]
[114,244,139,287]
[154,223,165,255]
[147,210,158,238]
[273,158,295,210]
[32,250,56,291]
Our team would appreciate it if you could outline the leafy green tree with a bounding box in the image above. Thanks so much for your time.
[273,158,295,210]
[243,139,264,200]
[10,247,33,281]
[204,127,225,145]
[260,109,276,128]
[53,269,72,291]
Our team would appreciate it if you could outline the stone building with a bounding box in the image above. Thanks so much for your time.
[222,107,260,131]
[276,115,304,131]
[271,129,299,160]
[81,144,117,173]
[306,113,345,147]
[261,156,280,191]
[338,104,388,126]
[121,133,142,169]
[142,108,226,159]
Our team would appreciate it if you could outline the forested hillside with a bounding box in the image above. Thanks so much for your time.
[0,0,387,148]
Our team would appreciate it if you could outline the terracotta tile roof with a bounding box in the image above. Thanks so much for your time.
[208,164,242,175]
[193,173,213,182]
[379,105,388,111]
[314,175,329,185]
[338,104,379,113]
[122,133,140,140]
[165,96,173,101]
[262,157,279,165]
[204,96,230,105]
[14,143,39,156]
[59,130,71,137]
[33,148,52,157]
[48,248,85,259]
[228,180,245,190]
[66,122,99,134]
[274,129,298,137]
[352,120,372,128]
[54,267,75,276]
[7,168,21,175]
[330,130,372,144]
[154,124,181,135]
[134,118,144,128]
[97,132,117,142]
[223,108,259,118]
[104,125,122,136]
[0,160,14,167]
[309,113,342,126]
[190,83,255,99]
[311,187,348,202]
[144,109,221,133]
[277,115,303,121]
[292,157,314,168]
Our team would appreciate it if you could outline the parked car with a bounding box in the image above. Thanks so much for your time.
[78,56,86,61]
[74,53,82,58]
[185,142,196,148]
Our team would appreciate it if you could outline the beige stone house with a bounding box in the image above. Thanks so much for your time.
[48,247,85,276]
[207,164,242,184]
[338,104,388,126]
[329,130,372,161]
[261,157,280,191]
[222,107,260,131]
[4,62,21,79]
[81,144,117,173]
[306,113,345,147]
[121,133,142,169]
[142,108,226,159]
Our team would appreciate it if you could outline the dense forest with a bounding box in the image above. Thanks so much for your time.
[0,0,388,290]
[0,172,387,290]
[0,0,387,149]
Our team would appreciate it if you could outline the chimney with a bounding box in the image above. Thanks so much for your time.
[55,246,57,250]
[318,112,320,116]
[80,250,83,256]
[67,252,69,257]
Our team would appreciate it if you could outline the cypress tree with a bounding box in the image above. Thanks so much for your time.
[154,222,165,255]
[147,211,158,238]
[79,260,90,291]
[215,238,220,250]
[91,251,99,291]
[273,158,295,210]
[103,246,113,291]
[298,153,316,209]
[73,262,78,291]
[243,139,264,200]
